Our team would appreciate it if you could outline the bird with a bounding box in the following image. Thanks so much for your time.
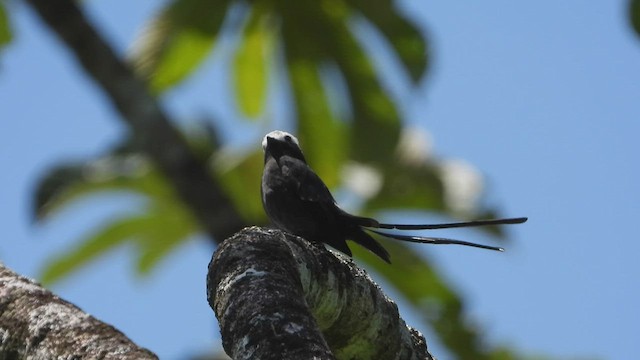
[260,130,527,263]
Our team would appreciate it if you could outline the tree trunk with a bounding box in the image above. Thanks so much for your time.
[0,263,157,359]
[207,227,435,360]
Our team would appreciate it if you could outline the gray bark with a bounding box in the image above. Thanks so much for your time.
[0,262,157,359]
[25,0,246,243]
[207,227,435,360]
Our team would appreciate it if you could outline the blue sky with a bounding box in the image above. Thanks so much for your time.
[1,1,639,359]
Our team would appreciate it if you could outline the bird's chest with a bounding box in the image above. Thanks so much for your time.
[261,161,337,239]
[261,161,298,198]
[262,165,306,221]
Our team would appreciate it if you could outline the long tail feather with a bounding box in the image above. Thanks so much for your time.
[369,229,504,252]
[374,217,527,230]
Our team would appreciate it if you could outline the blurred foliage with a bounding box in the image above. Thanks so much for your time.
[355,241,515,360]
[631,0,640,37]
[35,132,204,283]
[130,0,430,185]
[0,1,12,49]
[23,0,530,359]
[233,4,273,118]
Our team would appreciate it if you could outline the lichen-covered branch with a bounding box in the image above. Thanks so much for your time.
[25,0,246,243]
[207,227,435,360]
[0,262,157,359]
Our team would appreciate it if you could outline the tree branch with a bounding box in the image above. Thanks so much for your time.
[207,227,435,360]
[24,0,246,243]
[0,262,157,359]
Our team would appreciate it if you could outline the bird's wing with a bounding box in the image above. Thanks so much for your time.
[280,156,335,204]
[280,156,381,227]
[277,156,392,262]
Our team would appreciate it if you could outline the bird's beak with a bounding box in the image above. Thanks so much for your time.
[263,133,306,163]
[266,136,288,151]
[265,136,285,159]
[266,136,278,147]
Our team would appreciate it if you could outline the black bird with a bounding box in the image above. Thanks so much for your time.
[261,130,527,263]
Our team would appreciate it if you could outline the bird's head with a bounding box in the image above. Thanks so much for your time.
[262,130,307,163]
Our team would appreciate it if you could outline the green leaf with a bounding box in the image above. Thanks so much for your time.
[233,6,273,118]
[215,148,267,223]
[280,6,352,178]
[41,199,199,282]
[323,11,402,164]
[41,215,155,284]
[34,163,85,220]
[135,204,197,274]
[631,0,640,37]
[277,0,433,177]
[33,156,173,221]
[130,0,234,93]
[34,128,217,281]
[286,61,346,186]
[0,2,12,48]
[347,0,429,83]
[278,1,400,166]
[362,160,445,214]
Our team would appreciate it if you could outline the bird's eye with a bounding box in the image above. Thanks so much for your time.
[284,135,292,142]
